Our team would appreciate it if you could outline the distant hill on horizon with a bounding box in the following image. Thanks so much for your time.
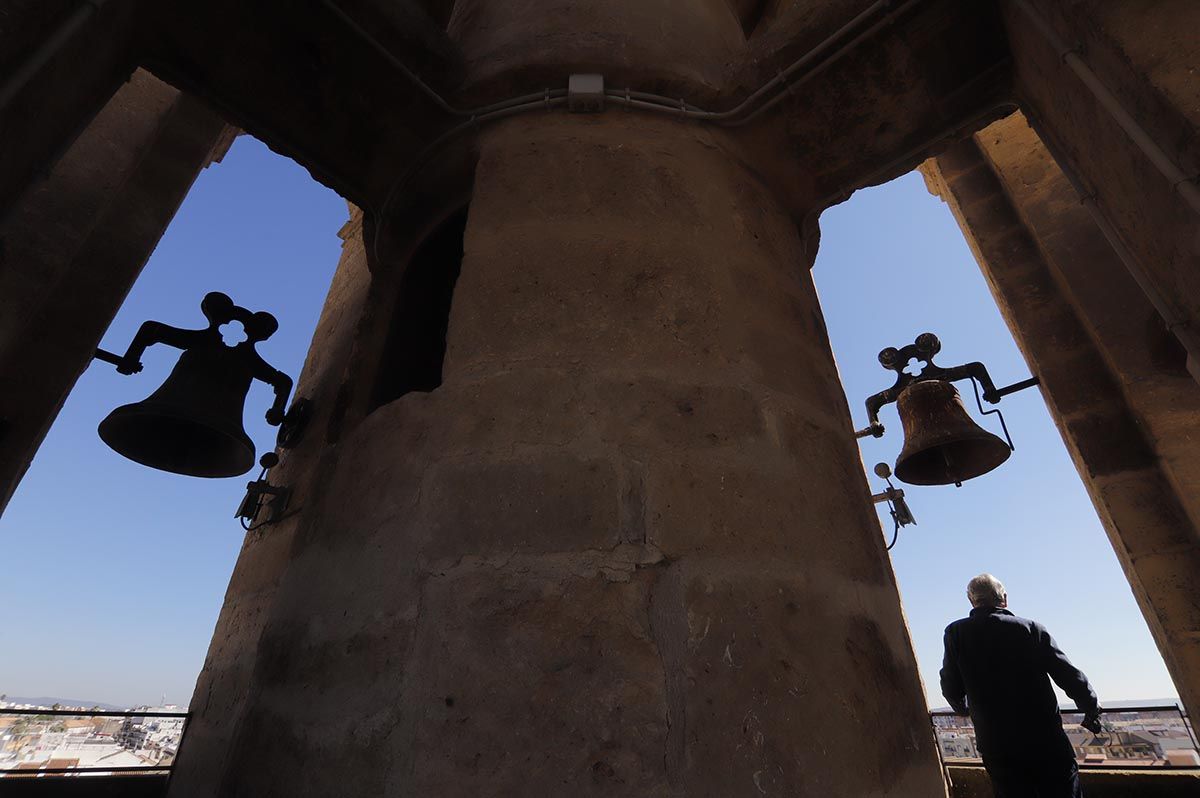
[1,696,126,711]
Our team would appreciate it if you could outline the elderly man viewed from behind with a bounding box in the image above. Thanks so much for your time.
[941,574,1102,798]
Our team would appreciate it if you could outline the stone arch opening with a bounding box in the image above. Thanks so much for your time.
[371,204,469,408]
[0,124,345,713]
[812,118,1191,740]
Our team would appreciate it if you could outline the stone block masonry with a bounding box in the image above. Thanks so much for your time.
[181,114,945,797]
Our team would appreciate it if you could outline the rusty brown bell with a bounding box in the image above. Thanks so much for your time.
[893,380,1011,486]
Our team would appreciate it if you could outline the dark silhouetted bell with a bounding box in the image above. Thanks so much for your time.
[96,292,293,478]
[99,346,257,478]
[893,380,1010,486]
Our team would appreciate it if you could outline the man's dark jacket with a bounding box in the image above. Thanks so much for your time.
[940,606,1098,764]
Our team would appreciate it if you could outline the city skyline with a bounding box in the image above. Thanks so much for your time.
[4,696,1194,777]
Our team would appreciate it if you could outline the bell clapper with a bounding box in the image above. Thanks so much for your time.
[940,446,963,489]
[869,463,916,550]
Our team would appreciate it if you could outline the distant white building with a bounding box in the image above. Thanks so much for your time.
[116,707,186,761]
[937,731,978,759]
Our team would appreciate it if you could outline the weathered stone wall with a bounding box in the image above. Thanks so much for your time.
[171,113,946,797]
[1001,0,1200,371]
[0,0,141,221]
[447,0,743,96]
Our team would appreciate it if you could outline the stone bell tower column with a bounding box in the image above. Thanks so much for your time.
[189,111,946,796]
[430,116,945,795]
[437,114,946,794]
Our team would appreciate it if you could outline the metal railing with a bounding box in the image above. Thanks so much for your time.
[931,704,1199,769]
[0,707,190,777]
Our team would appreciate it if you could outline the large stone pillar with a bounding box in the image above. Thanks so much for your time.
[179,113,945,797]
[1001,0,1200,369]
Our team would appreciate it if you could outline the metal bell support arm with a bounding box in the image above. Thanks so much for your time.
[255,365,293,427]
[986,375,1041,401]
[95,320,189,375]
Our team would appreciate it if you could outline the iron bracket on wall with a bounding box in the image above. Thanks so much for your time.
[870,463,915,550]
[236,452,291,529]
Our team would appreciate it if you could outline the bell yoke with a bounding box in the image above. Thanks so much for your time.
[95,292,293,478]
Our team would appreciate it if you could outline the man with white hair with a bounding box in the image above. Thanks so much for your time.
[941,573,1102,797]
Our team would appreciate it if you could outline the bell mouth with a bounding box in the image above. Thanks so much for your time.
[893,436,1011,486]
[98,404,255,478]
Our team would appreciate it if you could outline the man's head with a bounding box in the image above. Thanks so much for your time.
[967,573,1007,609]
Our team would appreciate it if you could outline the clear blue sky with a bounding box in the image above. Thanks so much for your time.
[0,137,1176,709]
[815,170,1176,708]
